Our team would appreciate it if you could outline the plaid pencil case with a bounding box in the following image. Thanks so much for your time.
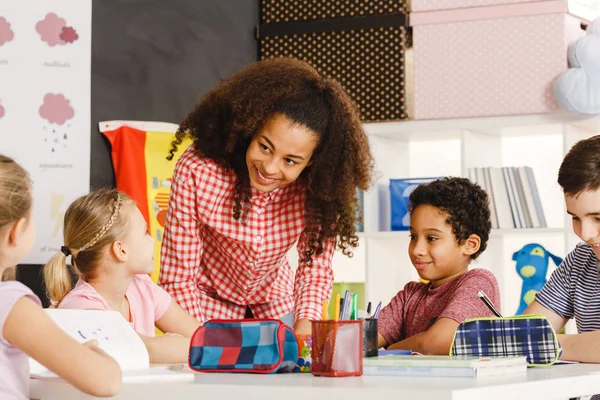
[450,314,561,366]
[189,319,299,373]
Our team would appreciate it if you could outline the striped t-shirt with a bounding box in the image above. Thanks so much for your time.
[536,242,600,333]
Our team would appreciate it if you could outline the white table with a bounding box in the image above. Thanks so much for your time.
[30,363,600,400]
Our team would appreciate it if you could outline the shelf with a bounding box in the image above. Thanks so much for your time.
[357,228,565,240]
[363,111,600,141]
[357,231,408,239]
[356,111,598,310]
[490,227,566,237]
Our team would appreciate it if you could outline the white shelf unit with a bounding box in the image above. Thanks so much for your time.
[289,111,600,319]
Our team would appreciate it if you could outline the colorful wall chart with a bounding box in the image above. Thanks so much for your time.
[0,0,91,264]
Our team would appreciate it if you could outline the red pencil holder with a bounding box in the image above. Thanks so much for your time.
[310,320,363,377]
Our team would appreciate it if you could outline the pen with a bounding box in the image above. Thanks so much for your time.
[366,301,372,315]
[477,290,502,317]
[340,290,351,320]
[350,293,358,320]
[334,293,341,321]
[378,349,413,356]
[372,301,382,318]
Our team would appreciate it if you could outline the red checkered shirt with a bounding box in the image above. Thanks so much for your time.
[159,146,335,323]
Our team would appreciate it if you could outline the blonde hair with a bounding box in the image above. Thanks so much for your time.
[43,189,133,305]
[2,267,16,281]
[0,155,32,229]
[0,155,32,278]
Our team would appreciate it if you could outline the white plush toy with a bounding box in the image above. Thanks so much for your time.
[554,18,600,114]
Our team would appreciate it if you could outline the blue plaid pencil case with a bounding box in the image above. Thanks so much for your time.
[189,319,299,373]
[450,314,561,366]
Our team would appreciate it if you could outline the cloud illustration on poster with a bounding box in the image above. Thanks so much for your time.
[0,17,14,46]
[39,94,74,153]
[36,13,78,46]
[39,93,74,125]
[59,26,78,43]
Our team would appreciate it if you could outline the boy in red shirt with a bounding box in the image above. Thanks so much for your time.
[377,177,501,355]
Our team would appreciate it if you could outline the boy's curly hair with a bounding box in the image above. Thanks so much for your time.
[168,58,374,264]
[408,177,491,260]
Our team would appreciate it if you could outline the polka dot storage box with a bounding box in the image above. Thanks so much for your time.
[410,0,597,120]
[256,0,411,122]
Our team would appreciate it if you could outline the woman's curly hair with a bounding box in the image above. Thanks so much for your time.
[168,58,374,264]
[408,177,491,260]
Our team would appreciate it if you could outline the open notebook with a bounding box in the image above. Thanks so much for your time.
[29,309,193,382]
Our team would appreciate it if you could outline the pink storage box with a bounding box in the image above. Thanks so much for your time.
[410,0,596,120]
[411,0,599,15]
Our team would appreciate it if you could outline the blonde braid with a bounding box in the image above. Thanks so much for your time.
[78,192,124,252]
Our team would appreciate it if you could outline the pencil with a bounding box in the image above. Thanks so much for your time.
[322,299,329,320]
[334,293,341,321]
[477,290,502,317]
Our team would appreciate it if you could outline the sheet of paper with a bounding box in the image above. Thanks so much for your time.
[30,309,149,377]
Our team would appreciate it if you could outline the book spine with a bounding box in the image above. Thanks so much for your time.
[483,167,499,229]
[502,167,520,228]
[516,167,538,228]
[526,167,547,227]
[490,167,515,229]
[509,167,528,228]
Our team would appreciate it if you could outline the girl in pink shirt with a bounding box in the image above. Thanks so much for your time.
[44,189,200,364]
[0,155,120,399]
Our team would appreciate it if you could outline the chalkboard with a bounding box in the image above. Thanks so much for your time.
[18,0,258,304]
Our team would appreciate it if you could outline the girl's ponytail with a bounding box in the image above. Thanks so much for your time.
[43,251,74,307]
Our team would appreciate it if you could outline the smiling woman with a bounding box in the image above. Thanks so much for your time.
[246,114,318,192]
[159,58,374,335]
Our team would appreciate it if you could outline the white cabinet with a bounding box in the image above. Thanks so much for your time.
[322,111,600,318]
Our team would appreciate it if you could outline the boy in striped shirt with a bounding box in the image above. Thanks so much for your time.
[525,135,600,362]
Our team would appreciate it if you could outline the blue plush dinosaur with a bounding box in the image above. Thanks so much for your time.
[513,243,563,315]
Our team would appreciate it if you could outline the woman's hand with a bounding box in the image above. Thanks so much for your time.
[294,318,311,335]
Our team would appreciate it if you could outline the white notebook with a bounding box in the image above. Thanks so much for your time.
[29,309,193,382]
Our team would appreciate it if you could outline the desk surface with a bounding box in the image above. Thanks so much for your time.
[30,362,600,400]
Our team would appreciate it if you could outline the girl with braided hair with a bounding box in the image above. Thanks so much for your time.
[160,58,374,334]
[43,189,200,363]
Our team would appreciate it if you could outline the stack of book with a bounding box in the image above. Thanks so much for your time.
[468,166,546,229]
[362,354,527,377]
